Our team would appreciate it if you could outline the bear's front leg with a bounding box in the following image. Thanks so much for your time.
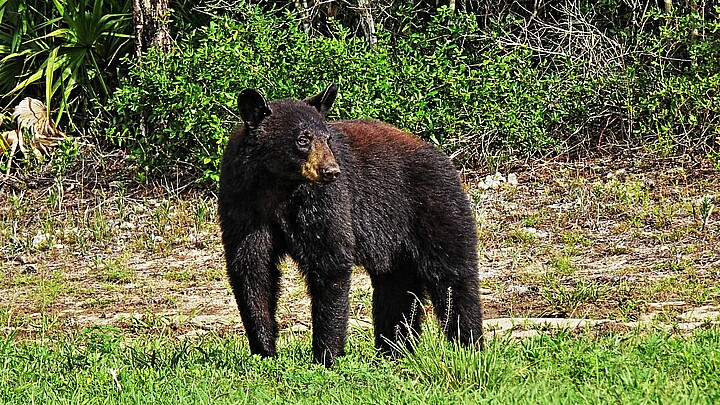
[224,227,283,358]
[305,270,352,367]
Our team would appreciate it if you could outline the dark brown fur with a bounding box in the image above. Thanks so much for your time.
[219,85,483,367]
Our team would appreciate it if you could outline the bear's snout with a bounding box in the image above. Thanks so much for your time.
[301,138,340,183]
[319,164,341,182]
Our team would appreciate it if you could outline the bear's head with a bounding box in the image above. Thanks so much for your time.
[237,84,342,184]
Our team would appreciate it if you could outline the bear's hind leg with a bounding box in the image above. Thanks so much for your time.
[370,267,425,355]
[426,270,484,349]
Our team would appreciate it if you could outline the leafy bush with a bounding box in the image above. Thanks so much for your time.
[107,4,720,183]
[632,11,720,154]
[108,6,585,181]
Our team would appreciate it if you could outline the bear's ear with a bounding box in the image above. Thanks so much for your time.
[238,88,272,130]
[304,83,338,118]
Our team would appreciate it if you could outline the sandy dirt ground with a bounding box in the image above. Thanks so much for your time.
[1,155,719,339]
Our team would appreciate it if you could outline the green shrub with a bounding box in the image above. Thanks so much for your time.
[108,6,588,182]
[634,11,720,154]
[106,4,720,183]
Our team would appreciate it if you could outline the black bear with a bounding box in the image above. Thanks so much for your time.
[219,84,483,367]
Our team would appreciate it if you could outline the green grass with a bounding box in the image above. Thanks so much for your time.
[1,324,719,404]
[1,161,718,403]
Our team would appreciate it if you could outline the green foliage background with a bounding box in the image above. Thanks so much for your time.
[107,4,720,182]
[0,0,133,125]
[109,7,570,180]
[2,1,719,181]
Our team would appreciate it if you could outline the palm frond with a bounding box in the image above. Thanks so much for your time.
[12,97,63,138]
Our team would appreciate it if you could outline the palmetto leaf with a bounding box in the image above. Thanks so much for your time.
[12,97,63,139]
[1,0,132,125]
[2,97,66,166]
[13,97,50,134]
[0,128,25,173]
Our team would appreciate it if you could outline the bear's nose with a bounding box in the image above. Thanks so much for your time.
[320,165,341,182]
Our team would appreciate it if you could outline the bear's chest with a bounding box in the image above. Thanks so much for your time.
[274,183,353,241]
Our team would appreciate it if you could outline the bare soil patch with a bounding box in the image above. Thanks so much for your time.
[1,156,719,338]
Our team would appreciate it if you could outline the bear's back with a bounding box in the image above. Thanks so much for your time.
[330,119,452,179]
[331,119,426,154]
[330,119,475,272]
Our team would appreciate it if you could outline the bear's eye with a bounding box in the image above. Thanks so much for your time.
[296,133,311,147]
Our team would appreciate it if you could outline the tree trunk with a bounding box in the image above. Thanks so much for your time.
[357,0,377,46]
[133,0,171,57]
[664,0,672,13]
[132,0,170,146]
[294,0,313,35]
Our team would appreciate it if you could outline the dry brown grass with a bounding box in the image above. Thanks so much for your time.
[1,154,718,337]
